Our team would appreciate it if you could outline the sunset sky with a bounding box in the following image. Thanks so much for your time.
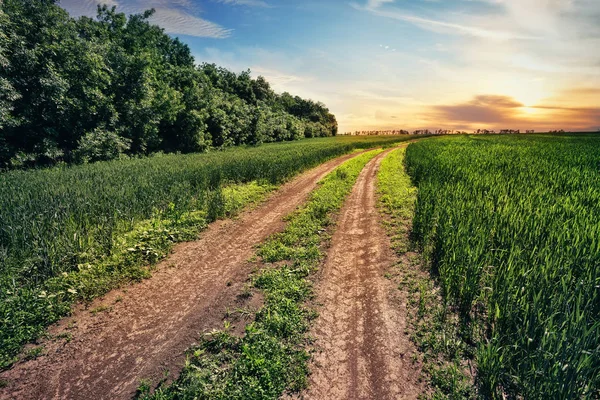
[63,0,600,133]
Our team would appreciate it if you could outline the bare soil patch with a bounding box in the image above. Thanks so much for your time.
[302,148,425,400]
[0,152,362,400]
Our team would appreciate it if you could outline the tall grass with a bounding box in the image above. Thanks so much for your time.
[0,135,412,368]
[405,134,600,398]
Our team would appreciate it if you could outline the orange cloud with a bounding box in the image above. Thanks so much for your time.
[432,95,524,125]
[563,88,600,96]
[428,95,600,131]
[531,105,600,130]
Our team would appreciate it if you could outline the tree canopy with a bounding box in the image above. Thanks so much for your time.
[0,0,338,168]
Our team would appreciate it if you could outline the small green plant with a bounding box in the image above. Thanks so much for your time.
[23,346,45,361]
[90,305,112,315]
[55,332,72,343]
[136,378,153,399]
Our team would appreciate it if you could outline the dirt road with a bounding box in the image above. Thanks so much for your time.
[302,147,424,400]
[0,152,363,400]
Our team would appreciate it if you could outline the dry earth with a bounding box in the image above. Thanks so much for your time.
[0,151,363,400]
[0,145,425,400]
[302,147,424,400]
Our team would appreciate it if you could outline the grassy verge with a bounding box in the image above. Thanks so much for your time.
[1,181,274,369]
[377,147,476,399]
[139,149,383,400]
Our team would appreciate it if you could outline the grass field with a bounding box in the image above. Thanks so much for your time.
[405,134,600,398]
[5,132,598,399]
[0,135,411,369]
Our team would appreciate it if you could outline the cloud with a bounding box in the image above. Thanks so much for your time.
[562,87,600,96]
[149,8,232,38]
[353,1,539,40]
[60,0,232,38]
[214,0,270,7]
[532,105,600,131]
[428,95,600,131]
[367,0,394,8]
[433,95,524,124]
[60,0,119,17]
[251,67,310,86]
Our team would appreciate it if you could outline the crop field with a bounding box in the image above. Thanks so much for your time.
[0,135,411,369]
[2,132,599,400]
[405,134,600,398]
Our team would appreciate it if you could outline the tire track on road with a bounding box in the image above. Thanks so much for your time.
[303,146,424,400]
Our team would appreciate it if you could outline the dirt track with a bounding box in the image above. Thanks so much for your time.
[0,152,363,400]
[302,147,424,400]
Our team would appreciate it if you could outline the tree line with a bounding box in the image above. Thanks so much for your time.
[0,0,338,168]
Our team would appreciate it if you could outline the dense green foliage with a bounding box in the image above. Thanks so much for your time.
[0,135,410,369]
[141,149,382,400]
[0,0,337,168]
[405,134,600,398]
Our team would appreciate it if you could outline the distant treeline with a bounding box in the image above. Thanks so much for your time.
[345,130,450,136]
[344,129,579,136]
[0,1,337,168]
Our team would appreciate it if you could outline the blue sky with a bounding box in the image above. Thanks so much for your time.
[62,0,600,132]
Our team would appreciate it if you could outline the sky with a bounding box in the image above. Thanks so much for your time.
[61,0,600,133]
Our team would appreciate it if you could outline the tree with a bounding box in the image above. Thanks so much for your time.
[0,5,20,139]
[0,0,338,168]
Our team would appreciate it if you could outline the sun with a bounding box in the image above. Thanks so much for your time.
[487,76,551,108]
[520,106,541,115]
[511,87,550,108]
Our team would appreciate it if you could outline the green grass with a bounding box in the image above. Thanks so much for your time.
[139,149,383,399]
[405,134,600,399]
[0,180,273,369]
[377,147,475,399]
[0,135,414,369]
[377,147,418,253]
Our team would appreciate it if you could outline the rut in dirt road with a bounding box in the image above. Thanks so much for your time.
[0,152,364,400]
[304,147,424,400]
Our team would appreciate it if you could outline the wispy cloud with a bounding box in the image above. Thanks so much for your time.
[60,0,232,38]
[214,0,270,7]
[367,0,394,8]
[352,2,539,40]
[432,95,524,124]
[152,8,232,38]
[562,87,600,97]
[251,67,310,86]
[61,0,119,16]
